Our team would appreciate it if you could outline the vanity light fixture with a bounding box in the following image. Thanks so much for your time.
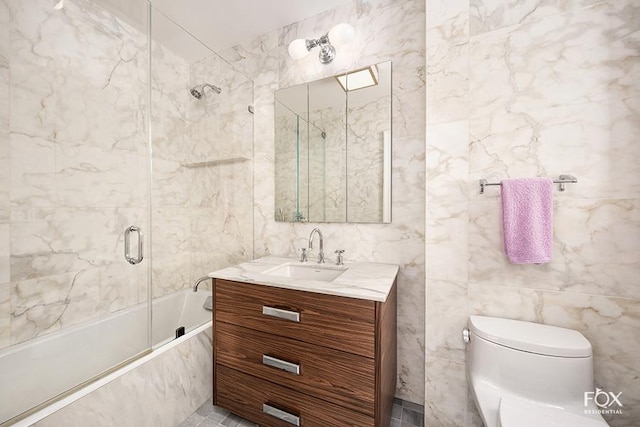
[335,65,379,91]
[288,23,355,64]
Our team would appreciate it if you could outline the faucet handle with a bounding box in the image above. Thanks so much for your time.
[335,249,345,266]
[299,247,308,263]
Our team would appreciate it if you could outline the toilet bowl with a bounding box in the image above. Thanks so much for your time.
[466,316,610,427]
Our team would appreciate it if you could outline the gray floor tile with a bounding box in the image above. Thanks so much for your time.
[196,400,214,418]
[208,405,230,422]
[197,418,220,427]
[180,396,426,426]
[220,413,243,427]
[402,406,424,427]
[178,412,206,427]
[403,400,425,414]
[392,403,403,420]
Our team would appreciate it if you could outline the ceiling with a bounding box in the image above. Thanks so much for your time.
[150,0,351,60]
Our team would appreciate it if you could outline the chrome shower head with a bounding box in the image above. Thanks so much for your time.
[190,83,222,99]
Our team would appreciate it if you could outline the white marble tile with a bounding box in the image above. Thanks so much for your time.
[469,2,640,115]
[152,208,191,259]
[426,279,467,362]
[391,52,427,140]
[468,283,542,322]
[0,130,8,209]
[425,356,468,427]
[469,98,640,200]
[10,207,139,281]
[426,0,469,48]
[393,136,426,206]
[426,42,469,125]
[426,201,469,282]
[0,222,8,284]
[467,200,569,291]
[56,142,144,208]
[0,283,9,349]
[538,292,640,376]
[0,12,7,210]
[9,133,56,207]
[152,252,192,298]
[35,327,213,427]
[10,270,102,345]
[152,159,193,207]
[554,198,640,299]
[9,0,147,151]
[467,198,640,299]
[470,0,606,36]
[427,120,469,202]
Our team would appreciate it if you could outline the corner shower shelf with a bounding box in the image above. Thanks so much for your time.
[182,156,251,168]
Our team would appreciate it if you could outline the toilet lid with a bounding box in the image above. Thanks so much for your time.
[469,316,592,357]
[499,397,609,427]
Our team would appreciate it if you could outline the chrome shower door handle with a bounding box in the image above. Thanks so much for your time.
[124,225,144,265]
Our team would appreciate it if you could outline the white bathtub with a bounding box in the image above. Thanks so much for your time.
[0,289,212,425]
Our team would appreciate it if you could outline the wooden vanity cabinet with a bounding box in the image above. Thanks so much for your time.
[213,278,397,427]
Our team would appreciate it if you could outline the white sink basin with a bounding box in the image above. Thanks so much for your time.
[263,263,347,282]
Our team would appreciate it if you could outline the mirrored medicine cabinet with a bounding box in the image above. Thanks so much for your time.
[274,61,392,224]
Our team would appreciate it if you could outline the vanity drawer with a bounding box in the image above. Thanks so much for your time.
[216,322,375,415]
[216,365,374,427]
[214,279,376,358]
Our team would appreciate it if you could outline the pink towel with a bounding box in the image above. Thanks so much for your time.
[501,177,553,264]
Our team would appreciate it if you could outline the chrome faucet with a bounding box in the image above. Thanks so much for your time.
[308,228,324,264]
[193,276,210,292]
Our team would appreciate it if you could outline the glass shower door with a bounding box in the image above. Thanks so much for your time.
[0,0,152,422]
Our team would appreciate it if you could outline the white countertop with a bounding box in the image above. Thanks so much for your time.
[208,256,399,302]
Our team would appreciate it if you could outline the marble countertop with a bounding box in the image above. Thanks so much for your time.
[208,256,399,302]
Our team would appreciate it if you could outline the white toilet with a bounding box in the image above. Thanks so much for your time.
[466,316,610,427]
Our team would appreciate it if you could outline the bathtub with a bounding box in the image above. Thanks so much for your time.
[0,289,212,426]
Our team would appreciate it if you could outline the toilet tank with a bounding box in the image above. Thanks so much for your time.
[467,316,594,405]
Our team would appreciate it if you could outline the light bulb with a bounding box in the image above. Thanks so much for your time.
[328,23,355,47]
[288,39,310,60]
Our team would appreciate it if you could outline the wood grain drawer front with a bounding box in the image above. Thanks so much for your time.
[216,322,375,416]
[217,365,374,427]
[214,279,376,358]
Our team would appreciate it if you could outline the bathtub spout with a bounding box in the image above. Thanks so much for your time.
[193,276,210,292]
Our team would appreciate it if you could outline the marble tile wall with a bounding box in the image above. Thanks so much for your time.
[425,0,640,426]
[1,0,150,349]
[220,0,426,403]
[1,0,253,349]
[35,327,213,427]
[149,14,254,298]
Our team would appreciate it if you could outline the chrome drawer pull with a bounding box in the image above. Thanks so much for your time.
[262,404,300,426]
[262,355,300,375]
[262,306,300,322]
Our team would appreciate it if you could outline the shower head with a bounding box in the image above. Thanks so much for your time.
[190,83,222,99]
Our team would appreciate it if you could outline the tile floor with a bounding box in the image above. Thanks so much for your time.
[179,397,424,427]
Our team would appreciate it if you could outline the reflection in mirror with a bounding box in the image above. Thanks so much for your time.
[274,61,391,223]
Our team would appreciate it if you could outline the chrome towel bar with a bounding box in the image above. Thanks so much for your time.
[479,174,578,195]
